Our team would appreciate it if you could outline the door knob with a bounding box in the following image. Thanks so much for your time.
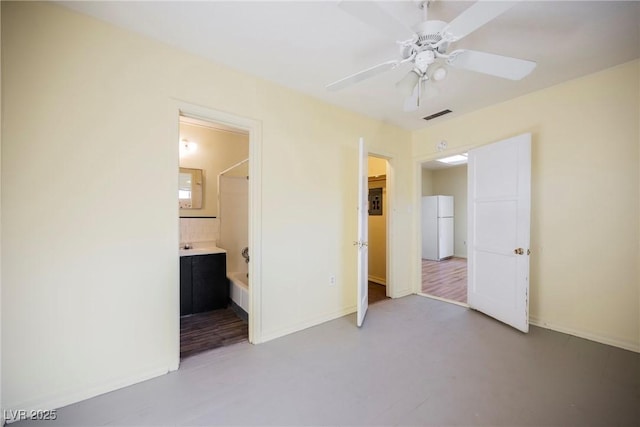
[514,248,524,255]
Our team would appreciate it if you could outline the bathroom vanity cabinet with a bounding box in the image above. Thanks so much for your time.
[180,253,229,316]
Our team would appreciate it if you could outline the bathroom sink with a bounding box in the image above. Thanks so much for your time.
[179,246,226,257]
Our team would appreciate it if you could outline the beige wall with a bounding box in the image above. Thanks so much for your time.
[368,157,387,285]
[421,168,433,196]
[368,156,386,177]
[413,60,640,352]
[3,1,637,417]
[179,123,249,217]
[431,165,467,258]
[1,2,413,414]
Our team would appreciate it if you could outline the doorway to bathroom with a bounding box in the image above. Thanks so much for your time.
[420,154,468,306]
[178,114,250,359]
[367,156,391,305]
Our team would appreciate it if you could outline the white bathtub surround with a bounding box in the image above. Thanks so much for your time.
[218,174,248,278]
[229,272,249,313]
[179,217,219,246]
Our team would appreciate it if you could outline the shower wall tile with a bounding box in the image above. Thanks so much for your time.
[180,218,220,244]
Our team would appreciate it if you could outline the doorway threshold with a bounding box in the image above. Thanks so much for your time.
[417,292,470,308]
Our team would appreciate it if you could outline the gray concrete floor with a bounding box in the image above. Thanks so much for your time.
[15,296,640,426]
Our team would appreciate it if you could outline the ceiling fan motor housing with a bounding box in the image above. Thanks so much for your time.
[413,20,449,53]
[415,20,446,42]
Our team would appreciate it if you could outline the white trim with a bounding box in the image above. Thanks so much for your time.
[171,100,262,347]
[0,3,4,421]
[529,316,640,353]
[219,158,248,176]
[216,159,249,224]
[414,158,423,295]
[384,156,395,297]
[3,366,169,424]
[180,115,248,136]
[260,305,357,343]
[415,295,639,353]
[393,289,413,299]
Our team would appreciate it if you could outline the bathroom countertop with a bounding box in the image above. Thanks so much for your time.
[179,246,227,257]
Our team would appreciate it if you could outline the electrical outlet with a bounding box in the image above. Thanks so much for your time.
[329,275,336,286]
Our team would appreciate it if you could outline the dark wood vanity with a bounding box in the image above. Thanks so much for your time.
[180,253,229,316]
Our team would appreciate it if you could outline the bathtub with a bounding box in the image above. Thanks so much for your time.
[229,271,249,314]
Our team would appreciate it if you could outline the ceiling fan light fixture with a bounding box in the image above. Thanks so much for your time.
[431,66,447,81]
[414,50,435,73]
[395,70,421,97]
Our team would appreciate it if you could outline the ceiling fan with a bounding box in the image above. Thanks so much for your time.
[326,0,537,111]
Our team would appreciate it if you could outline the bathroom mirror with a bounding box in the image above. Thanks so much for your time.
[178,167,203,209]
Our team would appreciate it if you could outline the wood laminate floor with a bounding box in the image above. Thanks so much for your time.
[422,257,467,304]
[21,296,639,426]
[368,281,389,305]
[180,307,248,359]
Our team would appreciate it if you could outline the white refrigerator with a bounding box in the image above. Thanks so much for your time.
[422,195,454,261]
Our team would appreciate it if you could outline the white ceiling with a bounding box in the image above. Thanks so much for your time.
[60,1,640,130]
[422,158,467,170]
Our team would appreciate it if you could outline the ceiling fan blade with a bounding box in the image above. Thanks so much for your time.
[424,82,440,100]
[338,1,414,41]
[442,0,519,41]
[447,49,536,80]
[326,60,399,91]
[403,84,420,112]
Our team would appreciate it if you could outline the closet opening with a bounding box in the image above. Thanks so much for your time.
[367,155,391,306]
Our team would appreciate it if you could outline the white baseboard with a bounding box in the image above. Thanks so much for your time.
[391,288,413,299]
[529,316,640,353]
[4,365,171,424]
[259,305,356,344]
[368,275,386,285]
[453,254,467,259]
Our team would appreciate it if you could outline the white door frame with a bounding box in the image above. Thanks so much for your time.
[368,150,395,298]
[170,100,263,360]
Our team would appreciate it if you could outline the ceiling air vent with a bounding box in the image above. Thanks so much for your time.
[423,109,452,121]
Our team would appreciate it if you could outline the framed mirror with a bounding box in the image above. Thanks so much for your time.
[179,167,203,209]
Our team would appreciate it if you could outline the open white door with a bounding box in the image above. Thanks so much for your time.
[468,133,531,332]
[356,137,369,327]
